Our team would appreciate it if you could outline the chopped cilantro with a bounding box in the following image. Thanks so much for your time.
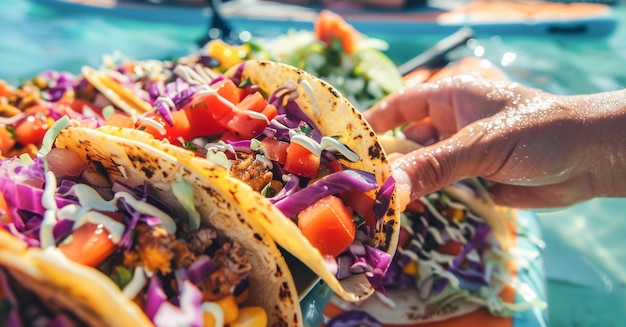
[238,78,253,88]
[183,141,197,151]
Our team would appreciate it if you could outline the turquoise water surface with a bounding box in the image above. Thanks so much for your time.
[1,0,626,325]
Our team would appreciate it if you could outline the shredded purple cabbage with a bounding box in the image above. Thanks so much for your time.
[373,176,395,227]
[271,170,377,217]
[327,310,382,327]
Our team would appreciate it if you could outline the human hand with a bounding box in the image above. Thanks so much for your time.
[365,75,626,208]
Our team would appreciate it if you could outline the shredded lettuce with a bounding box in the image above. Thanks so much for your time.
[172,179,201,231]
[37,115,71,159]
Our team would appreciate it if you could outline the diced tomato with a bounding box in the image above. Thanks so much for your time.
[260,138,289,165]
[284,142,320,179]
[326,160,344,174]
[104,112,135,128]
[56,99,104,117]
[397,227,412,249]
[0,80,12,98]
[59,219,119,267]
[137,112,184,144]
[0,125,16,156]
[22,103,50,116]
[437,241,464,256]
[181,79,244,138]
[406,199,426,213]
[339,190,377,229]
[0,192,12,223]
[226,92,277,139]
[14,114,54,146]
[183,95,228,135]
[182,79,243,113]
[297,195,356,257]
[314,10,360,54]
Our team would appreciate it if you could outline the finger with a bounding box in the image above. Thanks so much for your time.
[489,179,594,209]
[391,130,490,202]
[401,118,438,145]
[363,83,446,133]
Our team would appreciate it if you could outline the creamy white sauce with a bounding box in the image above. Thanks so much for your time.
[290,134,360,162]
[419,196,467,243]
[122,266,148,299]
[137,116,167,136]
[155,96,176,112]
[73,210,126,244]
[64,183,177,235]
[200,302,225,327]
[255,154,273,169]
[298,79,322,117]
[40,170,60,248]
[174,65,210,85]
[205,141,235,154]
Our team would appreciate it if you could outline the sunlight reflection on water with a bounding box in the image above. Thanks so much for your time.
[2,0,626,324]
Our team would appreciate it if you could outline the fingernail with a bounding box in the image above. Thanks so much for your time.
[392,167,412,211]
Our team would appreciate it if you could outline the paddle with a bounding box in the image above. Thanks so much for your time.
[397,27,475,76]
[197,0,241,47]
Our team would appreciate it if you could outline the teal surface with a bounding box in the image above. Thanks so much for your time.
[1,0,626,325]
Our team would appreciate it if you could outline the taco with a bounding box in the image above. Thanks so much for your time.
[0,120,302,326]
[77,59,401,302]
[322,137,546,326]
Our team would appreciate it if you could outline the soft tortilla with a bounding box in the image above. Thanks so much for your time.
[0,229,153,326]
[222,60,401,302]
[54,125,303,326]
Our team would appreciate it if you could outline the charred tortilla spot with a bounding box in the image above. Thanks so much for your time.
[368,144,382,159]
[279,281,290,299]
[274,263,282,278]
[328,86,340,97]
[141,167,154,179]
[352,135,364,142]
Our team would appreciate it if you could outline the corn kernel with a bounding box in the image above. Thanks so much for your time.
[207,40,250,70]
[216,295,239,324]
[202,311,217,327]
[402,260,418,276]
[229,307,267,327]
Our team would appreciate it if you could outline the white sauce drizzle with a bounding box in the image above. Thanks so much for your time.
[137,116,167,136]
[174,65,210,85]
[195,64,218,84]
[298,79,322,117]
[40,170,60,248]
[63,183,177,234]
[255,154,273,170]
[200,302,225,327]
[419,196,467,243]
[155,96,176,112]
[205,141,235,154]
[122,267,148,299]
[73,210,126,244]
[290,134,360,162]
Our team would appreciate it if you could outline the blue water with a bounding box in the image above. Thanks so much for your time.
[2,0,626,325]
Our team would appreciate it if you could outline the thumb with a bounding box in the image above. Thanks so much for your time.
[391,132,490,203]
